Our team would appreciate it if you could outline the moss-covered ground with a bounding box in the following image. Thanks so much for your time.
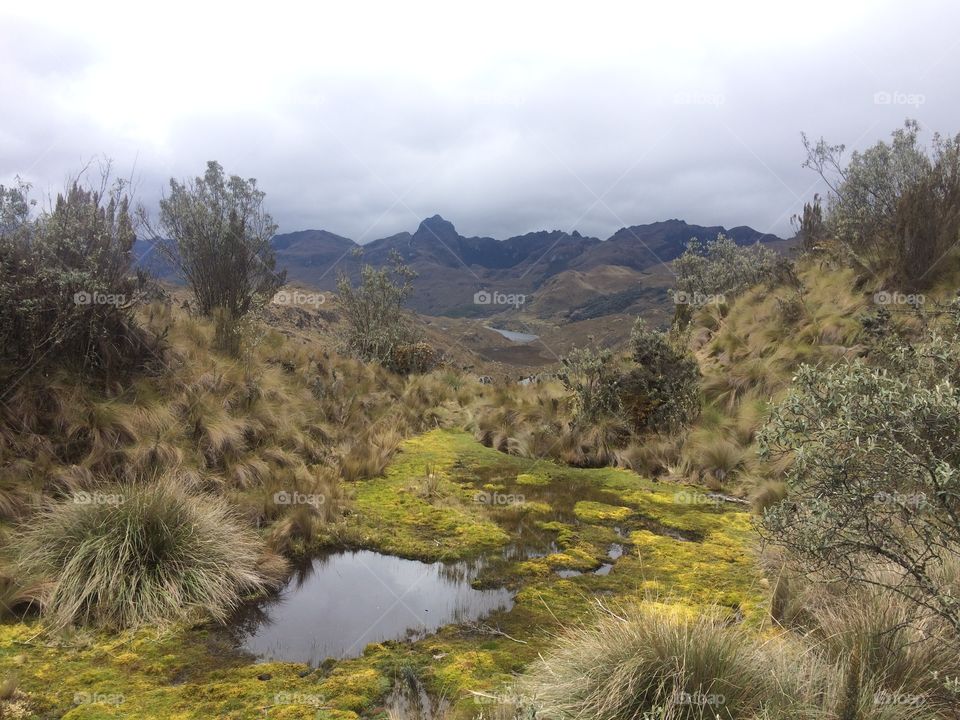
[0,429,767,719]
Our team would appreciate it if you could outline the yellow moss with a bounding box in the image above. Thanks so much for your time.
[573,500,632,522]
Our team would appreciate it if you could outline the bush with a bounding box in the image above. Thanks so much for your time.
[803,120,960,287]
[156,161,285,351]
[557,344,622,423]
[758,302,960,631]
[14,479,272,629]
[673,233,778,301]
[337,250,421,367]
[619,319,699,432]
[0,177,150,380]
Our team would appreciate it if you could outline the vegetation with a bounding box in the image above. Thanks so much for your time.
[157,161,285,353]
[337,250,425,371]
[13,480,276,629]
[673,233,778,302]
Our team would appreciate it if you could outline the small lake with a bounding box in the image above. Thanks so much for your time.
[232,550,514,665]
[487,327,539,343]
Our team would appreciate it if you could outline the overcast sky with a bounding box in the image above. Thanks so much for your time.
[2,0,958,242]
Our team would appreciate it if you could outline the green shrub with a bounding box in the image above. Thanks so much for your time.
[14,479,271,629]
[673,234,778,301]
[619,319,699,432]
[557,344,622,423]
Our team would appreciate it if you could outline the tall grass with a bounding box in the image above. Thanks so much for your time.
[13,478,274,629]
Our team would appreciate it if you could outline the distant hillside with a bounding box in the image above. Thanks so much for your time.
[269,216,792,318]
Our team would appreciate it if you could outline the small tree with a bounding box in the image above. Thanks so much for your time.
[336,250,420,368]
[619,319,700,432]
[157,162,284,351]
[759,304,960,630]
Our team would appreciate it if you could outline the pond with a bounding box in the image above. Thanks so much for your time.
[231,550,514,666]
[486,326,539,343]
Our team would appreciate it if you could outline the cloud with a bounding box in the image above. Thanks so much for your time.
[2,0,958,241]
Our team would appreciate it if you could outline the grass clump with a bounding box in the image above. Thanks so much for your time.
[520,604,813,720]
[13,479,274,629]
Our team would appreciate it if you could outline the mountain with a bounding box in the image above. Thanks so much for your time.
[271,216,792,318]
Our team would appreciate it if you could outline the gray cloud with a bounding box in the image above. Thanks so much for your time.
[2,0,958,242]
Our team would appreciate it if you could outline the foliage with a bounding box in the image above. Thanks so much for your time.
[673,233,778,301]
[557,343,622,423]
[13,479,271,629]
[620,319,700,432]
[337,250,421,368]
[792,193,826,253]
[0,175,149,380]
[157,161,284,350]
[759,301,960,631]
[803,120,960,287]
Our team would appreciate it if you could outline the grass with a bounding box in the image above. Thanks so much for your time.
[12,479,277,629]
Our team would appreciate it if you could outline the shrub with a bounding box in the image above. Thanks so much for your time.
[337,250,421,367]
[619,319,699,432]
[0,177,150,380]
[758,303,960,631]
[13,479,272,628]
[156,161,285,351]
[673,233,778,301]
[557,344,622,423]
[803,120,960,287]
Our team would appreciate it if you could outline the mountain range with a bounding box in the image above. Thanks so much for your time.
[135,217,791,319]
[270,216,791,317]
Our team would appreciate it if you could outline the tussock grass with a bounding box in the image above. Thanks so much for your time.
[12,478,273,629]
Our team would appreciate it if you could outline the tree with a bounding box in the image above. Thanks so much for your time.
[758,302,960,631]
[157,161,284,332]
[336,251,420,368]
[558,344,622,423]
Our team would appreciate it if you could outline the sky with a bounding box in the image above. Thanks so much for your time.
[2,0,958,242]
